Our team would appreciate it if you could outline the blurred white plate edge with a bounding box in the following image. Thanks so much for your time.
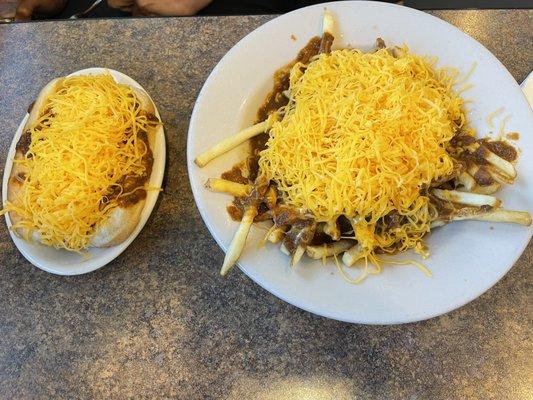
[520,71,533,105]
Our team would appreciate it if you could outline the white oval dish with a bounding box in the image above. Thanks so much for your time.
[2,68,166,275]
[187,1,533,324]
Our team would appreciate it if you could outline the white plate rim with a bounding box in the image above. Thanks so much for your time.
[2,67,166,275]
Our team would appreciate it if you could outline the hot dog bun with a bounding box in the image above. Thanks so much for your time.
[8,78,62,242]
[90,86,158,248]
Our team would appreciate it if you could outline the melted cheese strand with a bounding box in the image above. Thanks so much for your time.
[2,74,152,251]
[259,47,466,259]
[486,107,504,128]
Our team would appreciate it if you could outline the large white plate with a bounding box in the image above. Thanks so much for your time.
[2,68,166,275]
[187,2,533,324]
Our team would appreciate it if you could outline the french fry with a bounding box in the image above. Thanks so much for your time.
[205,178,251,197]
[264,186,277,209]
[267,227,286,243]
[322,9,334,36]
[291,246,305,267]
[324,219,341,241]
[280,242,290,256]
[315,222,325,234]
[483,148,516,179]
[453,207,531,226]
[280,242,306,266]
[319,10,335,54]
[220,206,258,276]
[485,165,515,185]
[467,164,494,186]
[466,143,516,180]
[195,121,271,167]
[464,142,480,153]
[430,220,447,229]
[467,164,507,187]
[306,240,353,260]
[472,182,501,195]
[467,164,480,176]
[432,189,501,207]
[342,244,364,267]
[433,207,531,227]
[457,172,476,191]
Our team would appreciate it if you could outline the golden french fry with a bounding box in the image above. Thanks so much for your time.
[342,244,364,267]
[318,10,335,54]
[279,242,306,266]
[220,206,258,276]
[454,207,531,226]
[280,242,290,256]
[433,207,531,227]
[205,178,251,197]
[291,245,305,267]
[471,182,501,195]
[267,227,286,244]
[195,121,271,167]
[264,186,277,209]
[430,220,447,229]
[306,240,353,260]
[466,143,516,181]
[457,171,476,191]
[464,142,480,153]
[467,164,507,187]
[483,149,516,179]
[467,164,480,176]
[322,9,334,35]
[485,165,515,185]
[432,189,501,207]
[324,219,341,241]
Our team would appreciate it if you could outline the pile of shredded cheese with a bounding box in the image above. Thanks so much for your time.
[259,47,466,259]
[3,74,152,251]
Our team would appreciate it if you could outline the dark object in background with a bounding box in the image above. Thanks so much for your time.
[405,0,533,8]
[25,0,531,20]
[200,0,295,15]
[58,0,397,19]
[199,0,375,15]
[57,0,128,18]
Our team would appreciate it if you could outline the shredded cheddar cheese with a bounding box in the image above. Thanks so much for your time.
[2,74,153,251]
[259,47,466,260]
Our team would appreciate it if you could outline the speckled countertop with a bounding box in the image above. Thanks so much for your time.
[0,10,531,399]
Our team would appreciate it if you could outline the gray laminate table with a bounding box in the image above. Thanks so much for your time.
[0,10,531,399]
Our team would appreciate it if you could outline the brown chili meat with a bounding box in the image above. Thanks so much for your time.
[221,164,249,185]
[256,36,325,122]
[283,219,316,254]
[16,131,32,155]
[473,167,495,186]
[246,36,329,182]
[483,140,517,162]
[107,130,153,207]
